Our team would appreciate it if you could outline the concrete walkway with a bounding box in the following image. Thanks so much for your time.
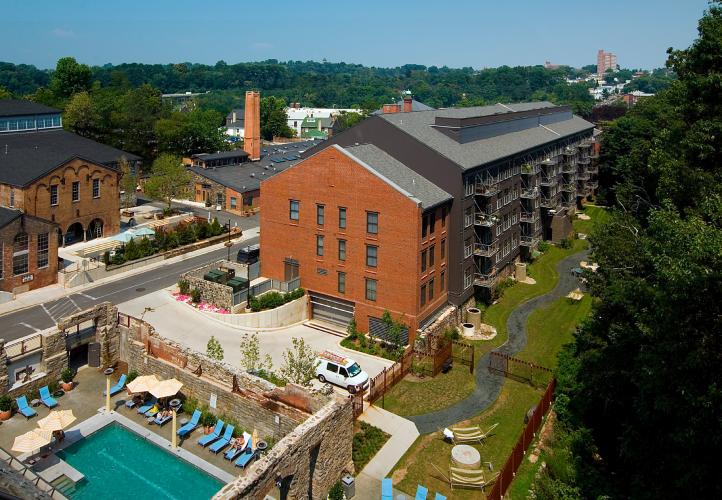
[355,406,420,499]
[408,248,589,434]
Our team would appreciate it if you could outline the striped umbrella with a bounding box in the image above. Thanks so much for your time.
[127,374,159,394]
[37,410,76,432]
[12,429,53,453]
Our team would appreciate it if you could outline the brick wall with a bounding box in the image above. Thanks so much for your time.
[0,214,58,293]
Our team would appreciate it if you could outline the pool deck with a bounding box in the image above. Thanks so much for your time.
[0,367,247,487]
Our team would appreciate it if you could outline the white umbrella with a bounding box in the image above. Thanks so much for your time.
[127,374,159,394]
[111,231,134,243]
[149,378,183,399]
[12,429,53,453]
[37,410,76,432]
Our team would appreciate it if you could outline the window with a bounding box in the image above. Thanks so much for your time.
[429,213,435,234]
[441,239,446,260]
[9,189,14,207]
[316,204,325,225]
[338,207,347,229]
[316,235,324,256]
[428,278,435,301]
[216,192,223,206]
[326,362,338,373]
[422,215,428,238]
[230,197,237,209]
[13,233,28,276]
[50,185,58,206]
[366,245,378,267]
[464,178,474,197]
[366,211,378,234]
[289,200,300,221]
[338,239,346,261]
[429,244,435,267]
[365,278,377,301]
[72,181,80,202]
[440,271,445,291]
[92,179,100,198]
[421,249,427,272]
[464,267,473,289]
[37,233,49,268]
[464,207,473,228]
[420,284,427,306]
[339,367,348,377]
[464,237,472,258]
[338,272,346,293]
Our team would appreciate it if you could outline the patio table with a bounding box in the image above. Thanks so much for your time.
[30,399,41,407]
[451,444,481,470]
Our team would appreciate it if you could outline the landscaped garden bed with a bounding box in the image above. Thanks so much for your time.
[172,291,230,314]
[248,288,305,312]
[353,421,390,473]
[340,316,406,361]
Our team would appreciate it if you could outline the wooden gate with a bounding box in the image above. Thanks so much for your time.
[452,340,475,374]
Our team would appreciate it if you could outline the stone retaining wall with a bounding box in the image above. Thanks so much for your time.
[197,295,308,330]
[181,259,249,311]
[415,304,461,349]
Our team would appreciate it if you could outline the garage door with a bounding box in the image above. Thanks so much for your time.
[309,292,355,327]
[369,316,409,345]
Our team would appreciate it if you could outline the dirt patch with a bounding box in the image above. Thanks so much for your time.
[529,409,556,464]
[392,434,436,483]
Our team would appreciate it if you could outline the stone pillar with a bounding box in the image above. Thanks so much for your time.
[515,262,527,281]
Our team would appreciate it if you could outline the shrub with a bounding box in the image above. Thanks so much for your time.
[206,336,224,361]
[60,368,74,383]
[124,239,140,261]
[559,236,573,249]
[200,408,216,428]
[137,236,153,257]
[111,253,126,265]
[190,288,201,304]
[48,381,59,394]
[204,199,212,207]
[0,395,12,412]
[492,277,516,301]
[209,218,223,236]
[127,370,138,383]
[347,318,359,340]
[197,220,210,240]
[102,250,111,265]
[443,326,460,341]
[257,369,286,387]
[178,279,190,295]
[352,422,390,472]
[328,482,344,500]
[538,241,550,252]
[181,396,198,415]
[167,232,180,249]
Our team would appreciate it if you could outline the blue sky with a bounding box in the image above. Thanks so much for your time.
[5,0,709,69]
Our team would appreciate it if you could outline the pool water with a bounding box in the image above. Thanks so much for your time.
[56,424,223,500]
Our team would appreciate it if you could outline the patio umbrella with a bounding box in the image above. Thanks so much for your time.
[111,231,134,243]
[127,374,159,394]
[150,378,183,399]
[37,410,76,432]
[251,429,258,452]
[12,429,53,453]
[131,227,155,237]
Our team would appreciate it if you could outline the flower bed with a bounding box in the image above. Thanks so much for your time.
[172,291,229,314]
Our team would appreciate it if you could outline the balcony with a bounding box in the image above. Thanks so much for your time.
[520,187,539,199]
[562,147,577,157]
[474,271,498,288]
[587,180,599,189]
[590,151,599,159]
[520,210,539,223]
[587,164,598,174]
[474,242,499,257]
[561,196,576,207]
[540,175,558,187]
[561,162,576,173]
[577,172,590,181]
[521,163,540,175]
[474,212,499,228]
[520,235,539,247]
[475,176,500,197]
[561,182,576,192]
[540,194,559,208]
[577,157,590,165]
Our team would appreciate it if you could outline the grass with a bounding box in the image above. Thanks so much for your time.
[507,444,550,499]
[353,421,390,473]
[391,380,542,499]
[573,205,610,236]
[379,239,588,417]
[517,295,593,370]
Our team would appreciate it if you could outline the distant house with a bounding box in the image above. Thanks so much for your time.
[622,90,654,107]
[372,92,435,114]
[286,105,361,137]
[190,150,249,168]
[224,108,244,139]
[300,116,337,139]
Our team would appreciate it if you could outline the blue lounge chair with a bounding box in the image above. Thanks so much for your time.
[104,374,127,396]
[154,412,173,426]
[137,399,156,414]
[198,420,224,447]
[234,437,256,469]
[415,485,428,500]
[224,431,251,461]
[16,396,36,418]
[177,410,201,437]
[209,425,234,453]
[144,405,160,418]
[434,494,446,500]
[381,478,393,500]
[39,386,57,408]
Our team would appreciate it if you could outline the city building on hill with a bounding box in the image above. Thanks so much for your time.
[0,100,139,248]
[622,90,654,107]
[261,101,599,339]
[373,91,435,114]
[597,49,618,76]
[286,104,361,137]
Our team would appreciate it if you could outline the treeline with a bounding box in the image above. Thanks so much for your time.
[533,4,722,500]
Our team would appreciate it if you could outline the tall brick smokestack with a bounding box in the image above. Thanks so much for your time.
[243,91,261,161]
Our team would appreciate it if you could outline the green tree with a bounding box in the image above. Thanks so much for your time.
[279,337,319,386]
[50,57,92,98]
[114,84,169,160]
[63,91,99,138]
[334,111,365,132]
[206,336,224,361]
[239,332,273,373]
[119,157,137,209]
[0,86,12,99]
[156,109,227,156]
[260,96,294,140]
[144,153,191,210]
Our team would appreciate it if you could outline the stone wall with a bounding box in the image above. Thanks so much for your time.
[214,397,354,500]
[57,302,118,369]
[0,458,53,500]
[415,304,461,350]
[1,329,68,398]
[181,260,249,310]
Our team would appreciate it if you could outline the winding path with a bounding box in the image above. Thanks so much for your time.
[408,248,589,434]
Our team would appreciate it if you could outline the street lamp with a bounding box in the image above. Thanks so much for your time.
[224,219,233,261]
[103,367,114,413]
[169,398,182,449]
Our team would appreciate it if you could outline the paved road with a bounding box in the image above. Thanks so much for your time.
[409,248,589,434]
[0,236,258,342]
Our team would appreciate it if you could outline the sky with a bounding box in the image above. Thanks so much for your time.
[4,0,711,70]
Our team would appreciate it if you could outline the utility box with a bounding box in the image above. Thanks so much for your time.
[341,475,355,499]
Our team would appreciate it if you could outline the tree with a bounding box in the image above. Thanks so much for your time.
[0,86,11,99]
[334,111,365,132]
[50,57,92,98]
[113,84,169,160]
[239,332,273,373]
[206,336,224,361]
[260,96,294,140]
[279,337,319,386]
[119,157,137,209]
[63,91,99,138]
[156,109,227,156]
[144,153,191,210]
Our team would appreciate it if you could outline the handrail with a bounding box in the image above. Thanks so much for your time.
[0,446,65,499]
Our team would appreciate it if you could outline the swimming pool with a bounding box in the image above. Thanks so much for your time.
[56,424,223,500]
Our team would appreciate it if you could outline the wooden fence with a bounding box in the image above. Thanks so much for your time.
[367,349,414,406]
[489,351,553,388]
[486,379,557,500]
[452,340,475,374]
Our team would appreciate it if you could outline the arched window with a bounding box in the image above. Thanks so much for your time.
[13,232,29,276]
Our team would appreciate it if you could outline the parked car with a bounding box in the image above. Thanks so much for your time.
[236,244,260,265]
[315,351,369,394]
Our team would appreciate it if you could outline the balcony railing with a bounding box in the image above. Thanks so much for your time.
[561,182,576,192]
[540,194,559,208]
[561,162,576,173]
[590,152,599,159]
[474,271,498,288]
[577,172,590,181]
[520,187,539,199]
[540,175,558,187]
[587,180,599,189]
[474,242,499,257]
[520,210,539,223]
[521,163,540,175]
[577,157,590,165]
[587,164,598,174]
[520,235,539,247]
[474,212,499,228]
[475,176,500,197]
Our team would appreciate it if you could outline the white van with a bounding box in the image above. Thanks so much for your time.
[315,351,369,394]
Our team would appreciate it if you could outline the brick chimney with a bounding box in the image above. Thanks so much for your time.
[243,91,261,161]
[403,94,413,113]
[382,103,401,114]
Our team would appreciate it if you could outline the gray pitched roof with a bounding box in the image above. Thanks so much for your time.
[0,129,140,186]
[0,206,22,229]
[371,98,436,115]
[0,100,60,117]
[340,144,452,210]
[379,101,595,170]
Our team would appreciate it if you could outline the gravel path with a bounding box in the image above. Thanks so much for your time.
[408,248,589,434]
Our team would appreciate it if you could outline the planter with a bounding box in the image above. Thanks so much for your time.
[0,410,11,421]
[61,382,74,392]
[462,322,475,338]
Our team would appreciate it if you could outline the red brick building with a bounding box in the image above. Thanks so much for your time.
[0,207,58,293]
[260,144,452,343]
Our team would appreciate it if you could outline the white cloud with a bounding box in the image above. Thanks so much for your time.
[52,28,76,38]
[251,42,273,50]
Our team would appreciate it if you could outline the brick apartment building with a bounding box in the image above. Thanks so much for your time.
[260,144,452,343]
[0,100,139,246]
[283,101,598,332]
[597,49,618,76]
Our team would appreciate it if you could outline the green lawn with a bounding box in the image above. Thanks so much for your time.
[517,295,593,370]
[573,205,610,236]
[391,380,542,499]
